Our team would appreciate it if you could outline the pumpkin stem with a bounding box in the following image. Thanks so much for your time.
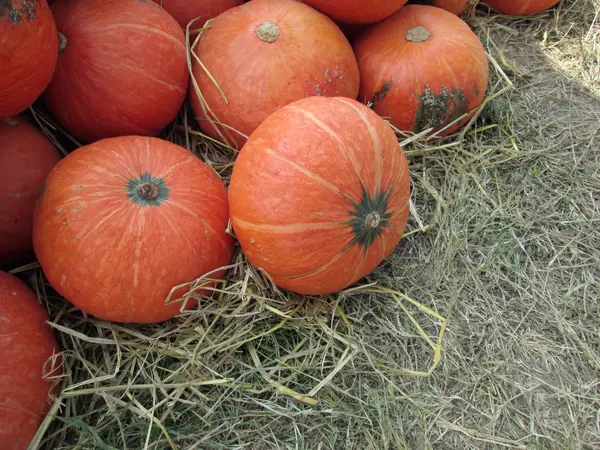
[365,212,381,229]
[58,32,67,52]
[137,182,159,201]
[405,26,430,42]
[256,22,280,43]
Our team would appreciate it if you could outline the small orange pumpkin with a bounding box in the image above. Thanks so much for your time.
[152,0,244,29]
[301,0,408,24]
[33,136,234,324]
[189,0,360,148]
[0,270,61,450]
[411,0,470,15]
[483,0,561,15]
[0,0,58,119]
[0,117,61,270]
[354,5,489,136]
[229,97,411,295]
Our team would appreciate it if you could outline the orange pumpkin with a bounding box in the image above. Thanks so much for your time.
[354,5,489,137]
[301,0,408,24]
[483,0,561,15]
[229,97,411,295]
[0,117,61,270]
[152,0,244,29]
[411,0,470,15]
[33,136,234,324]
[189,0,359,149]
[44,0,188,143]
[0,270,60,450]
[0,0,58,119]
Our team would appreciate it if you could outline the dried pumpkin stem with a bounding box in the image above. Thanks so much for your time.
[58,32,67,52]
[137,182,159,201]
[256,22,280,43]
[405,26,430,42]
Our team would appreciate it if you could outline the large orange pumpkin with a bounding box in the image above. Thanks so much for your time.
[189,0,359,149]
[229,97,411,295]
[411,0,470,15]
[0,0,58,119]
[44,0,188,143]
[152,0,244,29]
[301,0,408,24]
[354,5,489,137]
[0,117,61,270]
[483,0,561,15]
[0,270,60,450]
[33,136,234,324]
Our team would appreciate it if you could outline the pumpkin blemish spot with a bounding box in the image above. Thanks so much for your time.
[0,0,37,24]
[370,81,392,107]
[406,26,430,42]
[415,84,468,132]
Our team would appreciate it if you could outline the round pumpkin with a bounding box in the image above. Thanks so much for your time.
[411,0,470,15]
[189,0,360,149]
[229,97,411,295]
[0,270,60,450]
[354,5,489,137]
[33,136,234,324]
[0,0,58,120]
[483,0,561,15]
[301,0,408,24]
[0,117,61,270]
[152,0,244,29]
[44,0,188,143]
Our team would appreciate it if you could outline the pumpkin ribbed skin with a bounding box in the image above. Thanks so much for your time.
[355,5,489,136]
[0,0,58,119]
[229,97,410,295]
[44,0,188,143]
[189,0,359,149]
[302,0,409,24]
[412,0,470,15]
[484,0,561,15]
[33,136,234,324]
[0,271,60,450]
[0,117,61,270]
[152,0,244,28]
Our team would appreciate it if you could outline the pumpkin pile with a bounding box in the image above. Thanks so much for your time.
[0,0,562,447]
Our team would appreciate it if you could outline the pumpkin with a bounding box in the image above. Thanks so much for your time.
[483,0,561,15]
[33,136,234,324]
[152,0,244,29]
[43,0,188,143]
[410,0,470,15]
[0,270,60,450]
[0,0,57,120]
[301,0,408,24]
[189,0,360,149]
[229,97,411,295]
[0,117,61,270]
[354,5,489,137]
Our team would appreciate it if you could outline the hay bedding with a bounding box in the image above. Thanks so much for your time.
[12,0,600,448]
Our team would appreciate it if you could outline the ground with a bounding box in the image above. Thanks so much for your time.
[23,0,599,448]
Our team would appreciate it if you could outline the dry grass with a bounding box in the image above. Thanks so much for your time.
[14,0,600,448]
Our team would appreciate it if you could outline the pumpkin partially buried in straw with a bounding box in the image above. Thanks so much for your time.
[354,5,489,137]
[229,97,411,295]
[33,136,234,324]
[189,0,360,149]
[483,0,561,15]
[0,270,61,450]
[0,0,58,119]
